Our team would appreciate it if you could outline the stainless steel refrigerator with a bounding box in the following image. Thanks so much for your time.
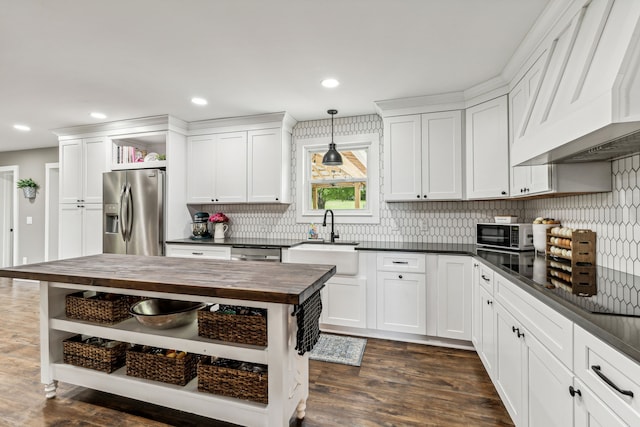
[103,169,164,256]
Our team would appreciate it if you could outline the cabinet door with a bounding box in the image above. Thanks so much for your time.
[214,132,247,203]
[465,96,509,199]
[436,255,471,340]
[376,271,426,334]
[60,139,83,204]
[186,135,217,203]
[59,205,83,259]
[526,328,574,427]
[494,302,526,426]
[82,204,103,256]
[83,137,107,203]
[247,128,282,203]
[421,111,462,200]
[574,379,628,427]
[321,276,366,328]
[383,115,422,201]
[476,285,496,377]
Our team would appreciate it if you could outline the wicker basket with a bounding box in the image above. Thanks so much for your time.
[65,292,141,324]
[63,335,127,373]
[198,357,268,404]
[198,307,267,346]
[125,346,197,386]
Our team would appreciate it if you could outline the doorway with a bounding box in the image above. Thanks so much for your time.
[45,163,59,261]
[0,165,18,267]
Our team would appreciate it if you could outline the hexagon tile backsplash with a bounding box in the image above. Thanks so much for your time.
[192,114,640,276]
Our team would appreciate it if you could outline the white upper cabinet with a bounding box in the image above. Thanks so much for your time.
[186,132,247,204]
[511,0,640,165]
[465,95,510,199]
[60,137,107,204]
[384,115,422,201]
[186,112,295,204]
[383,111,462,201]
[247,128,291,203]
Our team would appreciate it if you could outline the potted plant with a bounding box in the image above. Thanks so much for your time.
[17,178,39,199]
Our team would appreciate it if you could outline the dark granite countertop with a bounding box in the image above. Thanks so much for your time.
[166,237,304,248]
[165,237,640,364]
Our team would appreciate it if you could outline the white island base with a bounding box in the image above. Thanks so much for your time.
[40,281,310,427]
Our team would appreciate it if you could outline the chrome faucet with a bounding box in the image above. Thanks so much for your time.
[322,209,339,243]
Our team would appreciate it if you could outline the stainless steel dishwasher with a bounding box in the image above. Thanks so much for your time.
[230,246,281,262]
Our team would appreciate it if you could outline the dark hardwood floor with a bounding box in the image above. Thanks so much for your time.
[0,277,513,426]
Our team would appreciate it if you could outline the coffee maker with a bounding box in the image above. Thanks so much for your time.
[190,212,211,240]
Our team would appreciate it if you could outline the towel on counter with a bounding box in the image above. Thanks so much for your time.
[294,289,323,355]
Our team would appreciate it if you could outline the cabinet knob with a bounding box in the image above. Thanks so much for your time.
[568,386,582,397]
[398,274,403,279]
[211,199,215,202]
[487,300,493,305]
[275,197,279,201]
[416,195,420,199]
[501,191,507,195]
[525,188,530,192]
[423,195,427,198]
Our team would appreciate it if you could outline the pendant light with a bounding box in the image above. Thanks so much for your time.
[322,109,343,166]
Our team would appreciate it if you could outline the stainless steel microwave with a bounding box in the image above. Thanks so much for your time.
[476,223,534,251]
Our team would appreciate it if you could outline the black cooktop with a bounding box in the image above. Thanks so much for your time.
[476,249,640,318]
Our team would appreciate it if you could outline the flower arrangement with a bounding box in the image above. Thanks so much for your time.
[209,212,229,223]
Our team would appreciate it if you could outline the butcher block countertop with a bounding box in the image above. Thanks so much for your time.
[0,254,336,305]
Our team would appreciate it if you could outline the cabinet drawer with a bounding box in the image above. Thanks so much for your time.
[477,262,494,294]
[165,244,231,260]
[376,252,425,273]
[495,273,573,368]
[574,325,640,424]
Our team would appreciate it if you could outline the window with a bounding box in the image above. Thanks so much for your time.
[296,133,379,224]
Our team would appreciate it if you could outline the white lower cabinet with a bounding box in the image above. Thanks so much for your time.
[472,260,496,376]
[321,276,367,328]
[573,325,640,426]
[376,252,426,334]
[376,271,426,334]
[435,255,472,340]
[573,379,628,427]
[494,301,573,427]
[59,204,103,259]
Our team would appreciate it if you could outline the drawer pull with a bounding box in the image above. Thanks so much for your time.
[591,365,634,398]
[191,252,204,256]
[392,261,409,265]
[568,386,581,397]
[481,274,490,282]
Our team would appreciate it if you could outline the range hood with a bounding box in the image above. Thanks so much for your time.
[526,123,640,165]
[510,0,640,167]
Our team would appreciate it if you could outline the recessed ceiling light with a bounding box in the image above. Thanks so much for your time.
[321,78,340,88]
[191,97,208,106]
[13,124,31,131]
[90,112,107,119]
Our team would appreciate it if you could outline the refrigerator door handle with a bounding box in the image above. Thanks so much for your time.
[126,184,134,242]
[119,185,128,242]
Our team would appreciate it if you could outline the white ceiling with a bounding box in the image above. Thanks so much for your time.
[0,0,550,153]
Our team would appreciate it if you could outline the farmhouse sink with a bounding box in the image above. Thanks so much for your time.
[287,242,359,275]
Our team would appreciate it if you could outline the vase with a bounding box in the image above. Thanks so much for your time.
[213,222,228,239]
[22,187,36,199]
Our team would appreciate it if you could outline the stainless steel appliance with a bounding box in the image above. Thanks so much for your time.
[476,223,534,251]
[230,246,281,262]
[103,169,164,256]
[191,212,211,240]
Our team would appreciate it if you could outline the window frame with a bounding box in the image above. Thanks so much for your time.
[296,133,380,224]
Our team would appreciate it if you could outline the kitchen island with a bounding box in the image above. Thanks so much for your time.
[0,254,335,427]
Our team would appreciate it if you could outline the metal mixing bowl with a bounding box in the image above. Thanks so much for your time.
[129,299,206,329]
